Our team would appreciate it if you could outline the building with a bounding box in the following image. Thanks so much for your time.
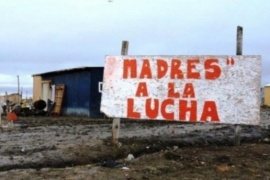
[264,84,270,106]
[32,67,104,118]
[0,93,21,104]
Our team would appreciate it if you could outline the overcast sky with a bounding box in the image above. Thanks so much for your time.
[0,0,269,97]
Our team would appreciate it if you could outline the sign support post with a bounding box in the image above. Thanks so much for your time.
[236,26,243,56]
[234,26,243,145]
[111,40,129,146]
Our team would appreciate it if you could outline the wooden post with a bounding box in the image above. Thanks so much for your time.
[236,26,243,55]
[234,26,243,145]
[112,40,129,145]
[121,40,129,56]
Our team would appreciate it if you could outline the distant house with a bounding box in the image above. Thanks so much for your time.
[0,93,21,104]
[32,67,104,118]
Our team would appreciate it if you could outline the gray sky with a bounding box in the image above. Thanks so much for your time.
[0,0,269,97]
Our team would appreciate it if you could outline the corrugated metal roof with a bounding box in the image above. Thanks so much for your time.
[32,66,103,76]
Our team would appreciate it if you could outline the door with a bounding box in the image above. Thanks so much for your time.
[42,81,51,111]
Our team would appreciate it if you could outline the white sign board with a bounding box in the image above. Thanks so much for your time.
[101,56,261,125]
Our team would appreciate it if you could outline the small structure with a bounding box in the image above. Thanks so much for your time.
[264,84,270,106]
[32,67,104,118]
[0,93,21,104]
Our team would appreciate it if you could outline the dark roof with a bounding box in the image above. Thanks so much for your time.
[32,66,103,76]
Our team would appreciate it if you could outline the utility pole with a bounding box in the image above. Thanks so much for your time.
[17,75,20,102]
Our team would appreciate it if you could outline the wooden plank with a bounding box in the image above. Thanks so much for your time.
[112,40,128,146]
[53,84,65,116]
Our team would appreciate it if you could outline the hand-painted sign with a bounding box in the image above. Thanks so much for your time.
[101,56,261,125]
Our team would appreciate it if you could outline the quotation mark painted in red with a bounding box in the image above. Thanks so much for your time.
[226,57,235,66]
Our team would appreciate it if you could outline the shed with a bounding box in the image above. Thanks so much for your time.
[32,67,104,118]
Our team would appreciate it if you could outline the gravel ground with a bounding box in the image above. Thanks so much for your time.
[0,107,269,179]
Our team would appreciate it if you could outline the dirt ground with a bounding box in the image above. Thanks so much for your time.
[0,107,269,180]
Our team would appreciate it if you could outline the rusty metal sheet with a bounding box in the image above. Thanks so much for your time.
[101,55,261,125]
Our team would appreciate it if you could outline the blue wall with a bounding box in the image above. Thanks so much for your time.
[42,67,104,118]
[90,68,104,118]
